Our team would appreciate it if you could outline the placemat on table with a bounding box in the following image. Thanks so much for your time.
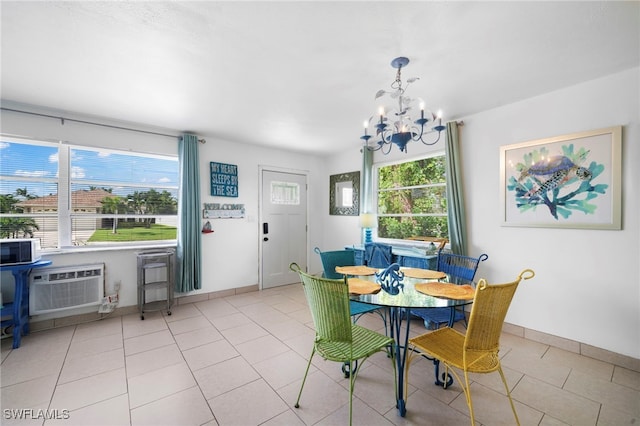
[335,265,377,276]
[348,278,381,295]
[402,268,447,280]
[415,282,475,300]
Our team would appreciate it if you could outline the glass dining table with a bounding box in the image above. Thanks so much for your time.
[342,265,475,417]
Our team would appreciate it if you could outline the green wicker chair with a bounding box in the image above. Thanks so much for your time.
[406,269,535,426]
[290,263,396,426]
[314,247,387,332]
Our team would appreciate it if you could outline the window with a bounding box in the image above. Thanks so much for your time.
[0,137,178,249]
[375,153,448,240]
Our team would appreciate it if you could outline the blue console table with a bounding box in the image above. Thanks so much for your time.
[0,259,52,348]
[348,245,438,270]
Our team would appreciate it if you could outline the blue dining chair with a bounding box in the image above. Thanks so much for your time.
[314,247,387,329]
[410,252,488,329]
[364,242,393,268]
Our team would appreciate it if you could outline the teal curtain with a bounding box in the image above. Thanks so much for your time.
[361,147,374,244]
[445,122,467,255]
[176,134,202,292]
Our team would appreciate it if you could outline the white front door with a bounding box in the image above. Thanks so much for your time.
[260,169,307,288]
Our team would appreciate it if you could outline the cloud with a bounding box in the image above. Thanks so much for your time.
[70,166,86,179]
[49,153,59,163]
[15,170,50,177]
[158,177,171,183]
[0,142,9,150]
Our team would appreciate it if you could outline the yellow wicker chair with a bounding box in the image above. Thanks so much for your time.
[406,269,535,425]
[290,263,396,425]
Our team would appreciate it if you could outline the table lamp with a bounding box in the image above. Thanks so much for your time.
[359,213,377,244]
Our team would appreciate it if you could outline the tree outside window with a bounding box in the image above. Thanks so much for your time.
[376,154,448,240]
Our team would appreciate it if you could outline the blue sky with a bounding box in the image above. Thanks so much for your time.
[0,140,178,199]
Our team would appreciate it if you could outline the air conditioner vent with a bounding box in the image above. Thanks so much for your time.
[30,263,104,314]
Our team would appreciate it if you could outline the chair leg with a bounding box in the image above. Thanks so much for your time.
[295,348,316,409]
[463,370,475,426]
[498,365,521,425]
[348,360,355,426]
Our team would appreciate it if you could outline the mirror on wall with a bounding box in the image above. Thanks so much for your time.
[329,171,360,215]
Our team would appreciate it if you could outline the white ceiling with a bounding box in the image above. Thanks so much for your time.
[1,1,638,156]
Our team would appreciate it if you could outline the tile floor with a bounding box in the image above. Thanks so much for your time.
[1,283,639,426]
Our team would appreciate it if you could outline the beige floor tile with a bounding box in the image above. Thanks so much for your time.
[448,381,544,426]
[122,312,167,339]
[238,304,291,325]
[127,362,196,409]
[46,394,130,426]
[390,387,473,425]
[162,303,202,323]
[66,332,123,360]
[511,375,600,425]
[59,347,125,384]
[260,318,313,341]
[224,293,263,308]
[220,322,269,346]
[72,317,122,342]
[350,362,398,415]
[271,299,307,314]
[286,308,313,325]
[1,350,67,386]
[172,326,223,351]
[125,343,183,378]
[166,314,213,335]
[612,365,640,391]
[51,368,127,412]
[500,332,551,358]
[182,339,239,371]
[597,404,640,426]
[539,415,571,425]
[317,396,394,426]
[207,312,253,331]
[277,370,350,425]
[253,350,316,391]
[193,355,260,399]
[208,379,289,426]
[1,373,58,411]
[564,369,640,417]
[501,348,571,387]
[130,386,213,426]
[543,346,614,380]
[260,409,305,426]
[123,329,174,356]
[235,334,290,364]
[17,326,75,355]
[194,298,239,318]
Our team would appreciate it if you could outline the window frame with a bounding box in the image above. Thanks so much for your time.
[373,151,448,245]
[1,136,179,251]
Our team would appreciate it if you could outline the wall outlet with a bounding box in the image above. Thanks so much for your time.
[103,293,119,304]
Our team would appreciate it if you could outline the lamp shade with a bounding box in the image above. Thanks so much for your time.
[359,213,377,229]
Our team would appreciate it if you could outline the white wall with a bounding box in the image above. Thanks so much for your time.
[462,68,639,359]
[1,104,326,319]
[324,68,639,358]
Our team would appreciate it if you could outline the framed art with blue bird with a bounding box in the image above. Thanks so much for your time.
[500,126,621,230]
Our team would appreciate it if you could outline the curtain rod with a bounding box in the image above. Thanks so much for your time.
[0,107,206,143]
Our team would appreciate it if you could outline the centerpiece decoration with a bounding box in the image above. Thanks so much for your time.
[376,263,405,295]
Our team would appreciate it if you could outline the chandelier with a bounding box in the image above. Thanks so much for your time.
[360,57,445,154]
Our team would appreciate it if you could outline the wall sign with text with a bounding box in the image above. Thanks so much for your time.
[210,162,238,197]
